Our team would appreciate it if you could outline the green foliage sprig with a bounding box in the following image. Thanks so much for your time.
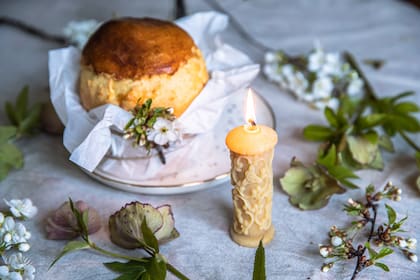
[0,86,41,180]
[319,183,417,280]
[252,240,266,280]
[280,52,420,210]
[50,198,188,280]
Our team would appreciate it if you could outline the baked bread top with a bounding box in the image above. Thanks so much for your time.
[81,17,196,80]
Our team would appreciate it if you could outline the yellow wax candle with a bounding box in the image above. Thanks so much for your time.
[225,89,278,247]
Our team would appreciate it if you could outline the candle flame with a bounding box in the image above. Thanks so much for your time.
[246,88,257,126]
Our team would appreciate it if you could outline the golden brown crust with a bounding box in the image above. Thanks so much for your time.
[81,17,196,80]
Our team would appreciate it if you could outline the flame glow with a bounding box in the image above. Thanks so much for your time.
[246,88,257,126]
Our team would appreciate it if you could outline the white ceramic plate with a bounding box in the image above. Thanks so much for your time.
[85,92,275,195]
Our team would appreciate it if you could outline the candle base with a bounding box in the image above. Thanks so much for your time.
[229,225,275,248]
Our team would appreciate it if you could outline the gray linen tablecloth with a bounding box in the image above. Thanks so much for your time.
[1,0,419,279]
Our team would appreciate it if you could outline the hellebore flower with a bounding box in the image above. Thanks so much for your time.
[109,202,179,249]
[45,200,101,240]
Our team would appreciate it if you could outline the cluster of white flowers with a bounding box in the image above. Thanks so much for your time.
[0,199,37,280]
[63,20,100,49]
[263,44,364,110]
[147,117,181,146]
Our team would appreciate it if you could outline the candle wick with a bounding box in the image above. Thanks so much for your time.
[248,119,257,127]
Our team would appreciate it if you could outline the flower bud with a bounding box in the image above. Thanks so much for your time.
[331,236,343,247]
[409,253,418,263]
[398,239,407,248]
[321,263,333,272]
[45,200,101,240]
[407,238,417,249]
[319,245,331,258]
[18,243,30,252]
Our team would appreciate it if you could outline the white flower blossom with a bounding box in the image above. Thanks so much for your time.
[263,64,284,84]
[286,71,308,98]
[0,217,31,250]
[0,212,4,224]
[322,53,342,76]
[308,48,325,72]
[331,236,343,247]
[63,19,100,49]
[347,75,364,96]
[312,76,334,99]
[321,263,332,272]
[0,266,9,277]
[147,118,180,146]
[4,199,38,219]
[0,253,35,280]
[18,243,30,252]
[264,52,278,63]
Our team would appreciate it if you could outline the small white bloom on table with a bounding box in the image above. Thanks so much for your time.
[319,246,330,258]
[9,271,23,280]
[264,52,278,63]
[18,243,30,252]
[0,212,4,224]
[4,199,38,219]
[398,239,408,248]
[286,71,308,98]
[147,118,180,146]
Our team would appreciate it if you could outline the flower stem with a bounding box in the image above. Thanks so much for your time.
[167,262,190,280]
[398,130,420,152]
[89,243,147,263]
[350,204,378,280]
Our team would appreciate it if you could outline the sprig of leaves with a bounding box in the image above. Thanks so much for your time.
[280,52,420,210]
[0,86,41,180]
[319,183,417,279]
[50,198,189,280]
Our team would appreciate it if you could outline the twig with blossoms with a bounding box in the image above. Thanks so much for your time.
[124,98,181,164]
[319,182,417,280]
[0,199,37,280]
[264,44,364,110]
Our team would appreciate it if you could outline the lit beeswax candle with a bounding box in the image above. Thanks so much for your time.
[225,89,278,247]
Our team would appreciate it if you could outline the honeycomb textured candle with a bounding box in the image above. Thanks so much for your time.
[226,125,278,247]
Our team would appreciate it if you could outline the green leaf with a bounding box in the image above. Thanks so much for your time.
[141,219,159,253]
[347,134,379,166]
[374,262,390,272]
[5,102,18,126]
[356,114,386,130]
[366,184,375,195]
[0,142,23,180]
[390,91,414,103]
[19,103,41,135]
[317,145,337,168]
[385,204,396,225]
[375,247,393,260]
[388,115,420,133]
[303,125,333,141]
[104,261,147,274]
[49,240,90,269]
[416,152,420,169]
[0,126,17,144]
[16,85,29,122]
[115,271,144,280]
[324,107,339,128]
[378,135,394,153]
[365,242,377,259]
[253,240,266,280]
[394,102,419,114]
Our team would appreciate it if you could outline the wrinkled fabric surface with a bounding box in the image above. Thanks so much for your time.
[0,0,419,279]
